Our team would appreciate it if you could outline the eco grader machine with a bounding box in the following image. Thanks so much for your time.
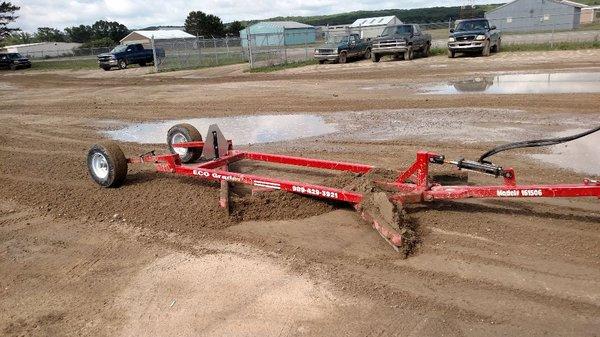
[87,123,600,254]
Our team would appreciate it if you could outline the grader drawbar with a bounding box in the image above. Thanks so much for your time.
[87,123,600,254]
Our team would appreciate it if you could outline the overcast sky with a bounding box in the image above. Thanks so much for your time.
[12,0,497,32]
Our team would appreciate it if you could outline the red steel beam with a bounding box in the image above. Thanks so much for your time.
[241,151,373,173]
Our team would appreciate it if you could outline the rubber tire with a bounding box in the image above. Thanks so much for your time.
[422,44,430,57]
[364,48,371,60]
[338,51,347,64]
[139,62,147,67]
[372,53,380,62]
[87,141,128,188]
[448,50,456,58]
[167,123,203,163]
[493,39,501,53]
[102,66,111,71]
[482,41,491,57]
[118,59,127,69]
[405,46,414,61]
[10,64,17,70]
[318,60,326,64]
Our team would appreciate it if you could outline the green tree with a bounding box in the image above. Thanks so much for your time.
[2,31,31,45]
[0,1,20,39]
[34,27,66,42]
[184,11,225,37]
[65,24,93,43]
[91,20,129,43]
[225,21,244,36]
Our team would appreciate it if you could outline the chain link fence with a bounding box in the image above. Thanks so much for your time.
[152,36,246,72]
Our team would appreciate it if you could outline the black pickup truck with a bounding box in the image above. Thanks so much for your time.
[447,18,501,58]
[371,24,431,62]
[97,44,162,71]
[0,52,31,70]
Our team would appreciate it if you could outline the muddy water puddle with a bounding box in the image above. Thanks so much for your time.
[423,72,600,94]
[530,130,600,175]
[103,114,337,145]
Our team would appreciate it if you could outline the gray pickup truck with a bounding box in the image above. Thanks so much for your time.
[371,24,431,62]
[314,33,372,64]
[447,18,501,57]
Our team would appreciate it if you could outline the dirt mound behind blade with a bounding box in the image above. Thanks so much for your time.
[324,168,420,257]
[230,190,339,222]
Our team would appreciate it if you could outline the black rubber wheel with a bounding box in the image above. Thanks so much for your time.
[364,48,371,60]
[10,64,17,71]
[482,41,491,56]
[118,59,127,69]
[87,141,128,188]
[372,53,380,62]
[102,66,111,71]
[318,60,326,64]
[338,51,347,64]
[493,39,501,53]
[405,46,414,60]
[422,44,430,57]
[167,123,203,163]
[448,50,456,58]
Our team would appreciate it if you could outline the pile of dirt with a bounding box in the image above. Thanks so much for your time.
[230,190,340,222]
[323,168,421,257]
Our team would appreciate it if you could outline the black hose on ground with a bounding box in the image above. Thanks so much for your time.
[478,125,600,163]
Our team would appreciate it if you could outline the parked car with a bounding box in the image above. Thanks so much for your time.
[0,53,32,70]
[97,44,163,71]
[447,18,501,58]
[371,24,431,62]
[314,33,372,64]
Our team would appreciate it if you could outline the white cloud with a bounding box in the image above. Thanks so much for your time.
[12,0,497,32]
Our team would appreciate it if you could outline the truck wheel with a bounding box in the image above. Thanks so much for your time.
[482,41,491,56]
[139,62,147,67]
[118,59,127,69]
[167,123,203,163]
[87,141,128,188]
[448,50,456,58]
[372,53,381,62]
[338,51,347,64]
[422,44,431,57]
[493,39,501,53]
[102,66,111,71]
[364,48,371,60]
[10,64,17,71]
[405,46,414,61]
[318,60,326,64]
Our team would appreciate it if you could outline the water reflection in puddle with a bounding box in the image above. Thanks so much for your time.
[530,130,600,176]
[103,114,337,145]
[423,72,600,94]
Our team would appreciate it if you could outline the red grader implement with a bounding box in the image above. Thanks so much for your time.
[87,123,600,254]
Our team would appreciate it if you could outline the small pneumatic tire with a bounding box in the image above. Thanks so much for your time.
[167,123,203,163]
[87,141,128,188]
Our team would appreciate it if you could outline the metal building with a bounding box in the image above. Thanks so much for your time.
[349,16,402,39]
[239,21,316,47]
[0,42,82,58]
[485,0,586,32]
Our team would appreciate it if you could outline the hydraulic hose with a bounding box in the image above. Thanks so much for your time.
[478,125,600,163]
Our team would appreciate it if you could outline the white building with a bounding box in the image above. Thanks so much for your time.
[120,30,195,45]
[0,42,82,58]
[349,16,402,39]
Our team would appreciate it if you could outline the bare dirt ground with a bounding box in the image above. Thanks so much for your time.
[0,50,599,337]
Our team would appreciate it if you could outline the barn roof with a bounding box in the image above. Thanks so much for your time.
[121,30,195,41]
[350,16,398,27]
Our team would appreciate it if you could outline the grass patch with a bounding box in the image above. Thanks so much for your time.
[247,59,318,73]
[29,58,100,70]
[157,56,245,72]
[503,40,600,52]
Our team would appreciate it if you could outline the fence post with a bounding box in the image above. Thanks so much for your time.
[151,35,159,72]
[550,23,555,49]
[213,38,218,65]
[246,31,254,68]
[304,31,308,60]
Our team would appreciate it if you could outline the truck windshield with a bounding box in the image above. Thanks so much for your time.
[326,35,349,44]
[110,45,128,53]
[381,25,412,36]
[8,53,23,59]
[455,20,489,31]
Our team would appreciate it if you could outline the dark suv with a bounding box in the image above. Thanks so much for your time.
[447,18,501,58]
[0,53,32,70]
